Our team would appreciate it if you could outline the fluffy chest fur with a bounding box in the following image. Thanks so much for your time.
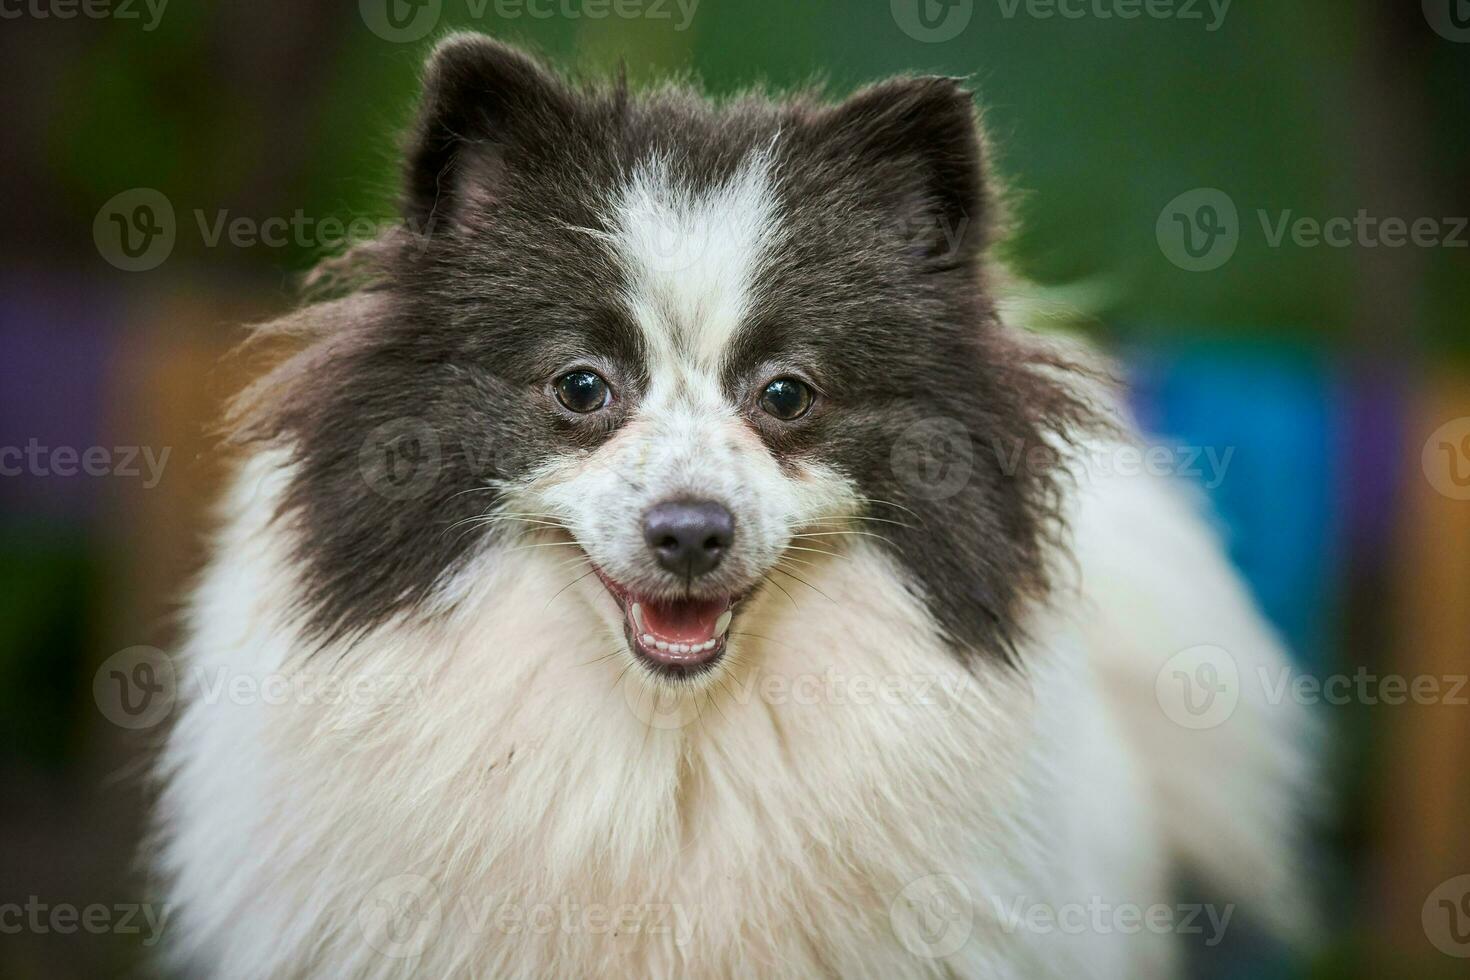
[158,454,1166,980]
[155,35,1312,979]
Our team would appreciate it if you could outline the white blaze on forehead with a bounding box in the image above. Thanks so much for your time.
[603,148,785,373]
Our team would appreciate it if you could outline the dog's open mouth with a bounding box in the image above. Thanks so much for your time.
[593,570,736,675]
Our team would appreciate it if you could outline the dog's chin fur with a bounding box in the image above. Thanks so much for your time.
[154,37,1316,979]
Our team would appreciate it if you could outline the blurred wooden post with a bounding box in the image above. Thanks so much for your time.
[1369,372,1470,974]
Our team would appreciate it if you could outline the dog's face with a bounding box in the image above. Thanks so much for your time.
[256,37,1088,678]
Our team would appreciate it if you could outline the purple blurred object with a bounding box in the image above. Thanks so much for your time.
[0,279,121,522]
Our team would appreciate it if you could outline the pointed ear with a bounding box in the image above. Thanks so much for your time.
[402,34,571,229]
[817,77,991,269]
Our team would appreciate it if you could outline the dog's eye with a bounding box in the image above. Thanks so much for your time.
[758,377,814,421]
[553,370,612,413]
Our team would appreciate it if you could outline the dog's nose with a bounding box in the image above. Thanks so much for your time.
[643,499,735,577]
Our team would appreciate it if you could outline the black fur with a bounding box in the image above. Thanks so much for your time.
[232,35,1098,660]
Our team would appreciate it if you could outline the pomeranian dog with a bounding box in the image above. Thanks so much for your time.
[155,34,1314,978]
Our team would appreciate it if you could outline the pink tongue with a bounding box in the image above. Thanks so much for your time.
[638,596,727,643]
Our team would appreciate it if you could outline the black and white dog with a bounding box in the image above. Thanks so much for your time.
[156,35,1314,978]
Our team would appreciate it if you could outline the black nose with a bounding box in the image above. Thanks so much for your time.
[643,499,735,577]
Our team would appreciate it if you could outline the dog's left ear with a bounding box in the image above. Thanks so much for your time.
[402,34,573,230]
[816,77,990,269]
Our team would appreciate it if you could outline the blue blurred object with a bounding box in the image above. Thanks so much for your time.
[1124,336,1358,980]
[1125,337,1348,673]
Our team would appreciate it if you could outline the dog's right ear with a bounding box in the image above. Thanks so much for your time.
[402,34,571,230]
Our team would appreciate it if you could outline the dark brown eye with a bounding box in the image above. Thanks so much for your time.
[553,370,611,414]
[758,377,814,421]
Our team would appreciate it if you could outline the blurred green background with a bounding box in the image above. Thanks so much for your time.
[1,1,1467,976]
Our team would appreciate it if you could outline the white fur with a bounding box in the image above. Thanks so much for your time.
[156,158,1312,976]
[156,419,1311,978]
[603,148,784,367]
[527,149,833,602]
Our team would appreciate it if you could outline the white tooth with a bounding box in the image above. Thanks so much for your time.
[714,611,732,637]
[641,634,655,646]
[674,644,690,654]
[631,603,646,632]
[699,640,715,652]
[654,639,670,652]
